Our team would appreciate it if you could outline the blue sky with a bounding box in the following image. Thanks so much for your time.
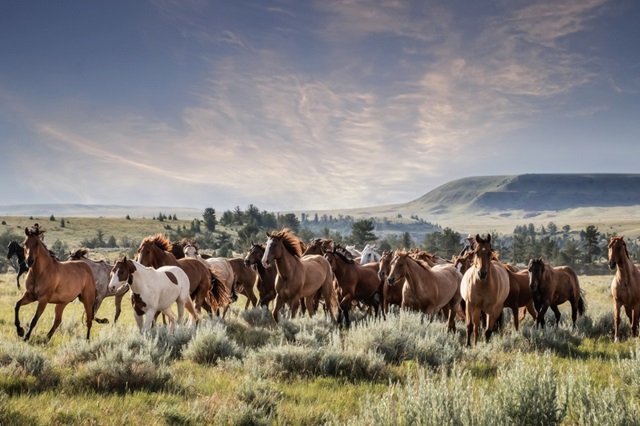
[1,0,638,213]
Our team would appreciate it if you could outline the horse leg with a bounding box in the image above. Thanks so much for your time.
[537,303,549,329]
[550,305,562,326]
[46,302,70,341]
[614,302,622,342]
[272,295,285,323]
[525,301,537,322]
[472,308,482,346]
[512,306,520,331]
[290,298,302,319]
[626,305,637,338]
[24,299,49,341]
[14,291,36,338]
[113,292,126,323]
[339,294,352,328]
[161,308,177,334]
[184,297,199,327]
[93,294,109,324]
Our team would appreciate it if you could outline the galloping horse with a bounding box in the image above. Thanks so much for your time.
[527,258,585,328]
[69,248,129,324]
[228,257,259,309]
[108,256,198,333]
[608,236,640,341]
[15,227,96,341]
[244,243,277,308]
[387,250,462,332]
[324,246,383,327]
[136,235,228,315]
[460,234,510,346]
[360,244,381,265]
[7,240,29,289]
[261,229,338,322]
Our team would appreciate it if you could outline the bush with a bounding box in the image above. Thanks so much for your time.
[0,342,59,394]
[183,322,243,365]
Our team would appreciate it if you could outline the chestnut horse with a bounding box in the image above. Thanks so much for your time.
[378,250,418,313]
[608,236,640,341]
[527,258,585,328]
[387,250,462,332]
[244,243,277,308]
[69,248,129,324]
[302,238,334,256]
[504,269,537,330]
[136,235,228,316]
[7,240,29,289]
[15,227,96,341]
[261,229,338,322]
[460,234,510,346]
[324,246,383,327]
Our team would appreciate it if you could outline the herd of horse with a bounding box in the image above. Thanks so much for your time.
[5,224,637,347]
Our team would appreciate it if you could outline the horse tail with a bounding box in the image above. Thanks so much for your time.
[207,269,230,310]
[578,289,587,317]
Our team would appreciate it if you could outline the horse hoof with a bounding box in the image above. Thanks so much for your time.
[95,318,109,324]
[16,327,24,337]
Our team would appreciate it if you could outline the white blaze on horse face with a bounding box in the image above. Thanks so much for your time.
[456,262,462,272]
[184,245,197,258]
[108,268,125,293]
[262,238,274,267]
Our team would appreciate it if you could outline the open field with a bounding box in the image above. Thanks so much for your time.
[4,268,640,425]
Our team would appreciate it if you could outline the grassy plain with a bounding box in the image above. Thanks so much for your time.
[2,216,640,425]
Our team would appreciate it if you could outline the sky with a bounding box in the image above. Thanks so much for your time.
[0,0,638,213]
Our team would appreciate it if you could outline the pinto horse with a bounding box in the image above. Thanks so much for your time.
[108,256,198,333]
[7,240,29,289]
[69,248,129,324]
[460,234,510,346]
[136,235,228,316]
[608,236,640,341]
[387,250,462,332]
[527,258,585,328]
[261,229,338,323]
[15,227,96,341]
[244,243,277,308]
[324,246,383,327]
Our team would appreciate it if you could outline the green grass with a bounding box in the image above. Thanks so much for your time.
[2,260,640,424]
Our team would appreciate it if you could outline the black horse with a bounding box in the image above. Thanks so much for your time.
[7,241,29,289]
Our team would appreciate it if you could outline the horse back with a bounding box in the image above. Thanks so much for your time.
[177,257,212,293]
[552,266,580,301]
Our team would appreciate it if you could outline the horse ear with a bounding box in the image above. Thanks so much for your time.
[486,234,491,244]
[475,234,481,243]
[24,227,30,236]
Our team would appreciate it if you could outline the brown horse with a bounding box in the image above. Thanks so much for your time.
[302,238,334,256]
[136,235,229,315]
[504,268,537,330]
[15,227,96,341]
[608,236,640,341]
[378,250,419,313]
[261,229,338,322]
[228,257,259,309]
[324,246,383,327]
[387,250,462,332]
[244,243,277,308]
[460,234,510,346]
[527,258,585,328]
[69,248,129,324]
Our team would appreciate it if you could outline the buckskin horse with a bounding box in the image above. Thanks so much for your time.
[15,226,96,341]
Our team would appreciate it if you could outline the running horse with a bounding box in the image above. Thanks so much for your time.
[527,258,585,329]
[136,235,229,316]
[68,248,129,324]
[15,226,96,341]
[324,246,383,327]
[7,240,29,289]
[386,250,462,332]
[244,242,277,308]
[608,236,640,341]
[261,229,338,322]
[460,234,510,346]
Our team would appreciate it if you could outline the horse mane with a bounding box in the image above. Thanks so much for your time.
[69,247,90,260]
[399,250,432,271]
[141,234,173,252]
[333,245,355,264]
[270,228,303,257]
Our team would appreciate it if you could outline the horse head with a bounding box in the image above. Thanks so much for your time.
[472,233,493,281]
[387,251,408,286]
[244,242,264,267]
[24,226,46,267]
[527,258,545,293]
[108,256,136,293]
[608,236,628,271]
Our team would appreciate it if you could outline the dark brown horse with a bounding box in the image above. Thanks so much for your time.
[228,257,259,309]
[504,268,537,330]
[244,243,277,307]
[261,229,338,322]
[527,258,585,328]
[324,246,383,327]
[7,240,29,289]
[608,236,640,341]
[15,227,96,341]
[136,235,229,315]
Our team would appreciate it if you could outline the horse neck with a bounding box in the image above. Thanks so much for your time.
[403,257,433,291]
[31,243,57,276]
[617,252,640,285]
[128,262,152,293]
[157,249,180,267]
[274,247,298,280]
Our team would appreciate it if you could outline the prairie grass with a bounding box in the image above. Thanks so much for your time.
[2,268,639,424]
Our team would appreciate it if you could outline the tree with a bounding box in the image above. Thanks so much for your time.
[49,214,56,221]
[60,218,65,228]
[125,214,131,220]
[547,222,558,236]
[203,208,217,232]
[582,225,601,264]
[350,219,377,247]
[401,232,413,250]
[277,213,301,234]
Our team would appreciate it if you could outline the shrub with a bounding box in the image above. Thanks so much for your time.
[183,322,243,365]
[0,342,59,394]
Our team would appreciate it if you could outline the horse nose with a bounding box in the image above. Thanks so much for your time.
[244,259,250,267]
[387,276,395,286]
[26,258,34,268]
[478,270,487,280]
[609,260,617,270]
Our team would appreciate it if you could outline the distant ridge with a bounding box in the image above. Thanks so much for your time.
[0,203,202,219]
[402,173,640,214]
